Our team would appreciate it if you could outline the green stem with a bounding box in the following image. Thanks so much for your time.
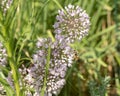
[52,0,66,14]
[41,46,51,96]
[5,42,20,96]
[1,23,20,96]
[43,5,47,33]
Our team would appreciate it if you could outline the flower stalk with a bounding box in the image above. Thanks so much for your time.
[5,41,21,96]
[41,46,51,96]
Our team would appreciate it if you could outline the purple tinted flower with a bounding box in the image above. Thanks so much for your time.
[1,0,13,15]
[0,42,7,66]
[25,38,75,95]
[53,4,90,43]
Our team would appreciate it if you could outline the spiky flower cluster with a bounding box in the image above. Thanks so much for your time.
[25,38,75,96]
[0,42,7,67]
[23,4,90,96]
[1,4,90,96]
[1,0,13,15]
[0,42,7,95]
[53,4,90,43]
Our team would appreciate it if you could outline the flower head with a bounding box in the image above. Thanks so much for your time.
[53,4,90,43]
[0,42,7,95]
[0,42,7,66]
[25,38,75,96]
[1,0,13,15]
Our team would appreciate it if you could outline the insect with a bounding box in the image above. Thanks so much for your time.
[73,50,79,61]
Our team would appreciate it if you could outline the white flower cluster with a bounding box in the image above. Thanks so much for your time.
[2,4,90,96]
[53,4,90,43]
[0,42,7,95]
[0,42,7,67]
[23,4,90,96]
[1,0,13,15]
[25,38,75,96]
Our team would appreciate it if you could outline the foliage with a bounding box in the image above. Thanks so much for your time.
[0,0,120,96]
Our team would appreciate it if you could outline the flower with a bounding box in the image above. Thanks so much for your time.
[25,38,75,96]
[1,0,13,15]
[53,4,90,43]
[0,42,7,95]
[0,42,7,67]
